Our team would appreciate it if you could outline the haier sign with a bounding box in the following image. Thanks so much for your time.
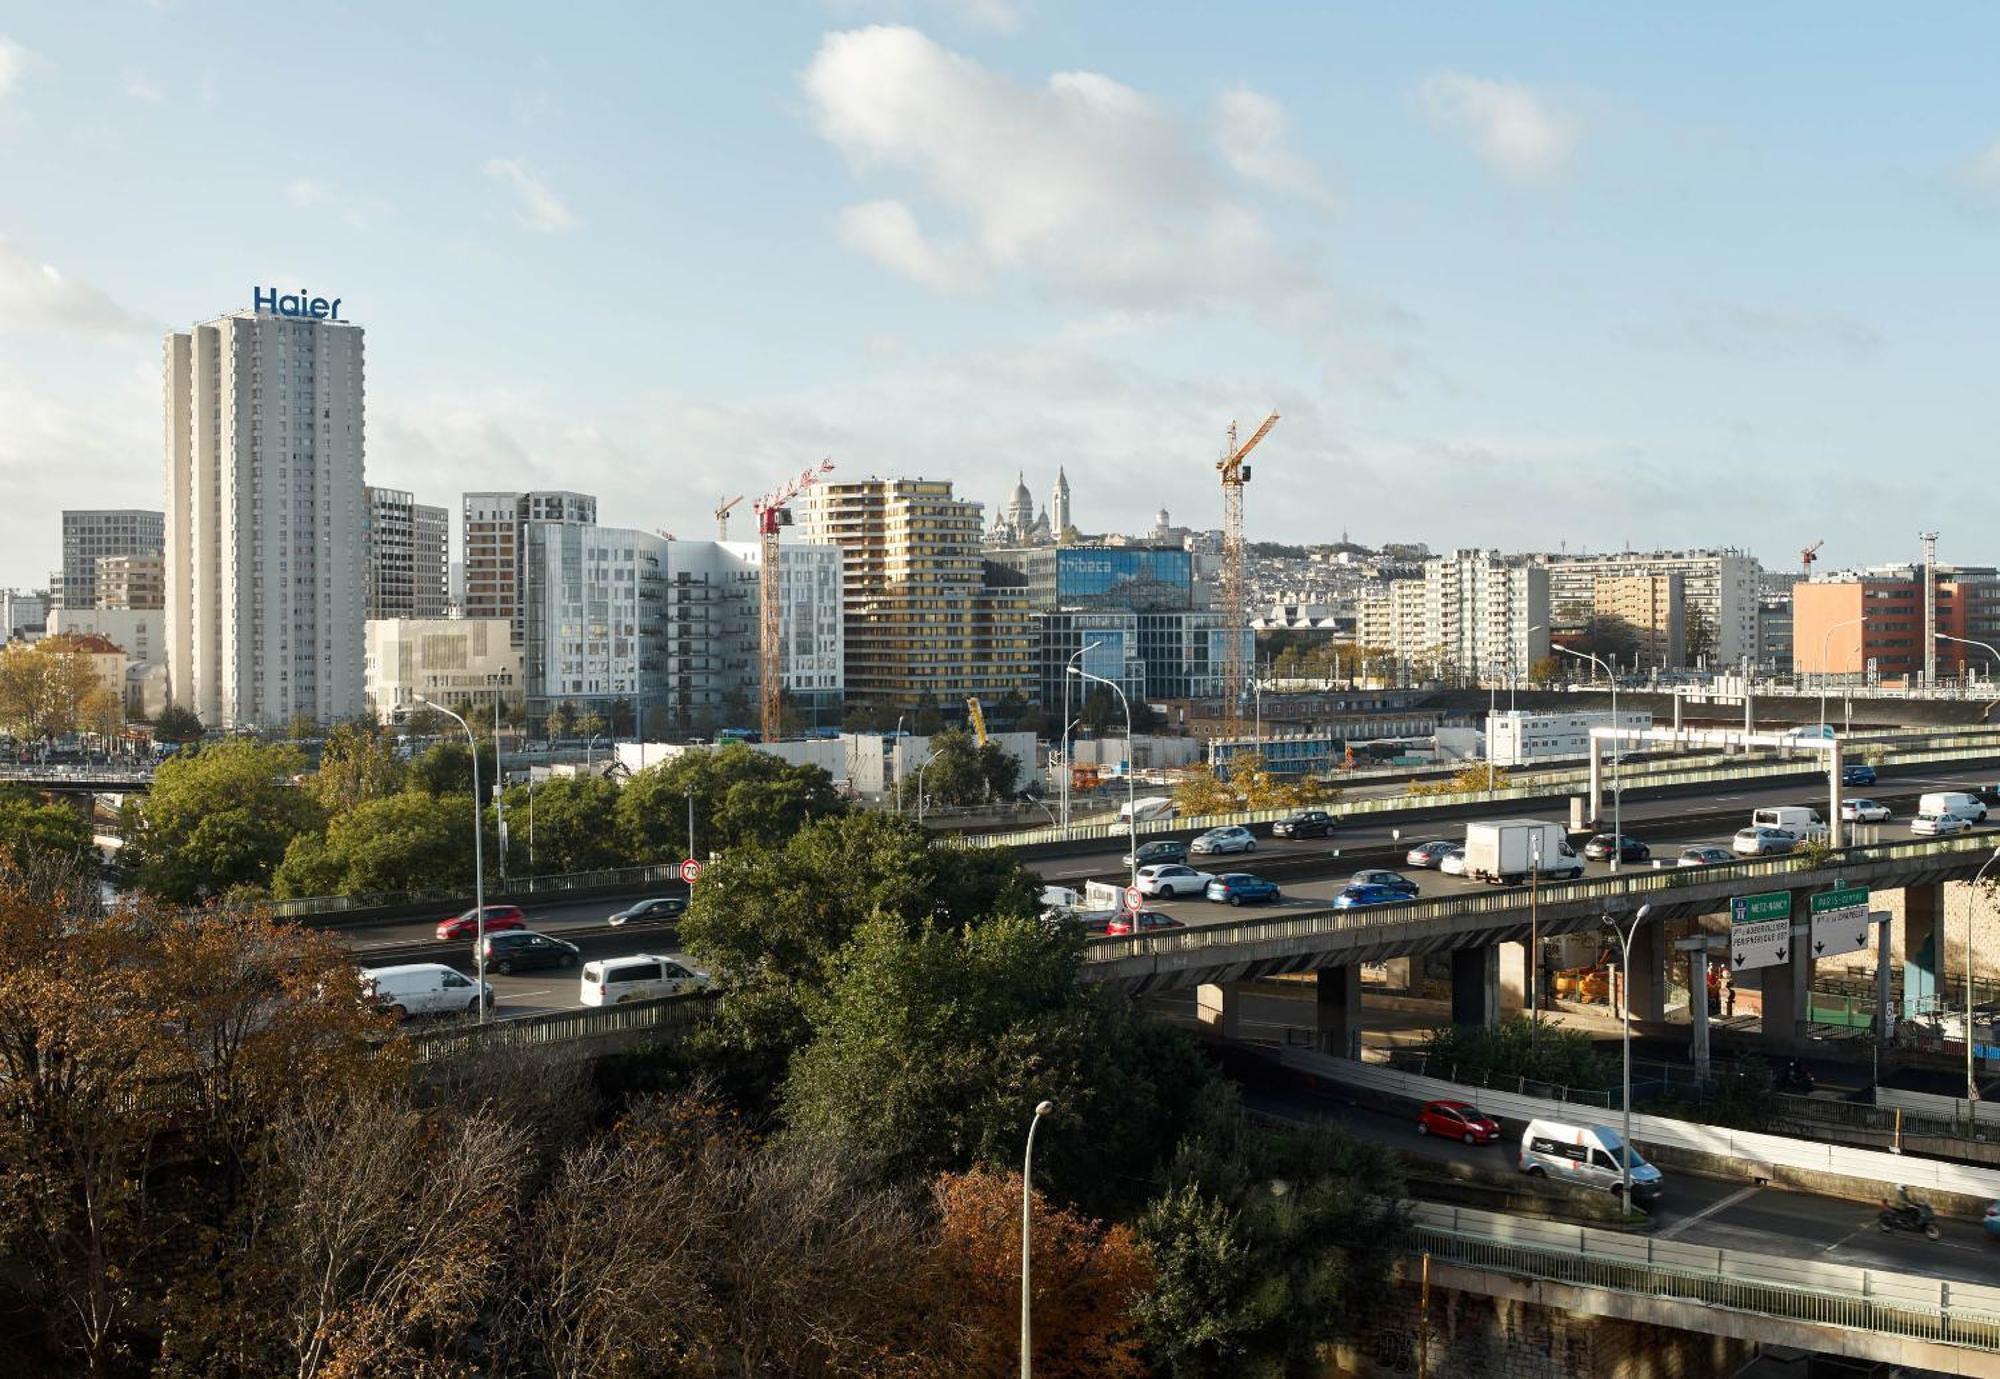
[253,286,343,321]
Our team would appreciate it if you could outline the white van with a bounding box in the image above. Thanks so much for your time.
[1117,796,1178,825]
[1519,1118,1663,1207]
[1750,806,1827,843]
[1918,791,1987,824]
[362,963,491,1020]
[579,953,710,1006]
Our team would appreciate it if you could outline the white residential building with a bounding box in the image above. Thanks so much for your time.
[1487,708,1655,768]
[163,299,366,727]
[1542,549,1761,668]
[463,490,597,644]
[364,617,522,721]
[1414,551,1550,683]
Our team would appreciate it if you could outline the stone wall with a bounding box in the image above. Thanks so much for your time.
[1334,1279,1752,1379]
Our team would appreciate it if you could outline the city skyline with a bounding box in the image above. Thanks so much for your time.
[9,6,2000,588]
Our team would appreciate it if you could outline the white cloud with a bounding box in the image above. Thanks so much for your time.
[0,36,37,101]
[1416,71,1576,184]
[1215,87,1332,207]
[288,178,328,207]
[483,156,581,233]
[124,72,165,103]
[0,239,150,336]
[800,26,1326,316]
[827,0,1022,36]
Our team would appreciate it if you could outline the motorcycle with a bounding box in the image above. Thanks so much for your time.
[1879,1192,1941,1241]
[1779,1060,1816,1094]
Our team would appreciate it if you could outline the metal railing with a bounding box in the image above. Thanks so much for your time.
[273,861,688,920]
[1410,1209,2000,1352]
[401,991,715,1063]
[1083,831,2000,965]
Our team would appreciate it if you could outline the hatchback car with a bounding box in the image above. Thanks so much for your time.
[1272,809,1338,839]
[1438,848,1469,876]
[1733,826,1795,856]
[607,896,688,926]
[1205,873,1281,905]
[1841,798,1892,824]
[1333,883,1413,909]
[1676,845,1735,868]
[1104,910,1187,936]
[1136,863,1216,898]
[1191,826,1256,856]
[1583,834,1651,863]
[1349,869,1419,897]
[1125,839,1190,867]
[1405,840,1457,869]
[478,930,580,974]
[435,904,527,942]
[1417,1099,1502,1145]
[1984,1200,2000,1241]
[1842,763,1878,787]
[1913,812,1973,836]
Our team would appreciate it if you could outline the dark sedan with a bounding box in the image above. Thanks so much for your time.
[608,896,689,927]
[1272,809,1338,839]
[1583,834,1651,864]
[1348,868,1419,897]
[1205,873,1282,906]
[478,930,581,974]
[1125,839,1190,867]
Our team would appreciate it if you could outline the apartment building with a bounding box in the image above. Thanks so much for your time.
[363,486,449,620]
[363,617,521,721]
[1592,573,1685,669]
[61,509,163,611]
[1543,549,1760,667]
[163,302,367,727]
[1795,564,2000,682]
[794,478,1032,709]
[1413,551,1551,683]
[94,553,164,610]
[463,490,597,643]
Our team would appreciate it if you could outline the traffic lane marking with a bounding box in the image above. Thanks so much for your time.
[1657,1183,1761,1239]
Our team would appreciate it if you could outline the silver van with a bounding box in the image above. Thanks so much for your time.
[1519,1118,1663,1207]
[362,963,491,1020]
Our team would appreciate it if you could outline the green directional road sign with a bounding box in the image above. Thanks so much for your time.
[1730,889,1792,971]
[1809,884,1870,960]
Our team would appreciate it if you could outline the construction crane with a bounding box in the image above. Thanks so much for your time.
[753,459,835,744]
[1216,411,1280,728]
[1801,539,1823,573]
[715,495,743,542]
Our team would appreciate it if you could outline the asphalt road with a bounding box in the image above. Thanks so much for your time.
[1244,1082,2000,1286]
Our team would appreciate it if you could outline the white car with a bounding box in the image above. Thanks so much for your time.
[1912,812,1972,837]
[1841,799,1892,824]
[1438,848,1468,876]
[1136,864,1217,898]
[1733,826,1795,856]
[1190,826,1256,856]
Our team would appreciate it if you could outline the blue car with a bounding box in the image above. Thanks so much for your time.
[1206,873,1282,906]
[1335,882,1416,910]
[1349,868,1419,897]
[1843,763,1877,787]
[1986,1201,2000,1241]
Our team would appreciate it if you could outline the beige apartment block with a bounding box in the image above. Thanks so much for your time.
[364,617,522,721]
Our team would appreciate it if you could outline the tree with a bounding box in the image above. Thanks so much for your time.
[0,638,103,747]
[1684,603,1717,666]
[546,701,576,741]
[1528,655,1562,686]
[308,721,403,814]
[273,789,479,899]
[405,738,497,806]
[1172,765,1238,818]
[0,787,93,866]
[499,774,621,876]
[78,685,123,741]
[909,690,945,736]
[153,701,204,745]
[130,739,323,901]
[930,1166,1152,1378]
[613,741,844,865]
[1408,763,1511,797]
[894,727,1020,809]
[286,710,318,740]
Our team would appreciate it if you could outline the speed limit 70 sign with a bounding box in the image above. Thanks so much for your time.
[680,858,704,884]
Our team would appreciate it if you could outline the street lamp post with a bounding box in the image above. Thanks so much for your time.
[1060,641,1103,836]
[1020,1098,1057,1379]
[415,695,488,1023]
[1070,665,1136,888]
[916,750,940,826]
[1600,903,1652,1206]
[686,788,696,867]
[493,697,507,887]
[1490,625,1545,801]
[893,713,906,814]
[1819,616,1866,732]
[1554,646,1621,870]
[585,732,602,776]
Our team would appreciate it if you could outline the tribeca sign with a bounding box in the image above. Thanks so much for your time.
[252,286,343,321]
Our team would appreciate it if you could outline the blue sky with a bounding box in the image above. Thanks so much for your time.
[2,1,1998,588]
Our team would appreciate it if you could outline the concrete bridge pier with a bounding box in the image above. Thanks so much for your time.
[1755,888,1814,1051]
[1903,881,1943,1021]
[1450,946,1500,1029]
[1497,941,1528,1017]
[1315,965,1362,1058]
[1623,920,1667,1024]
[1195,982,1244,1040]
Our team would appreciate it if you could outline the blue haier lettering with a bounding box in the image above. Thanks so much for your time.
[252,286,342,321]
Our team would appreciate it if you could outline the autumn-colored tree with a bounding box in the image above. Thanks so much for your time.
[308,721,404,814]
[0,637,104,746]
[930,1165,1152,1379]
[1172,765,1238,818]
[1409,763,1511,797]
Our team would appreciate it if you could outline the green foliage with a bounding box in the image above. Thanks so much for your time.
[1137,1115,1408,1376]
[273,789,478,899]
[895,727,1020,809]
[1421,1014,1611,1091]
[614,742,845,865]
[0,787,93,865]
[501,775,622,875]
[1409,763,1511,797]
[152,701,204,744]
[133,740,323,901]
[1650,1054,1777,1130]
[308,721,404,814]
[405,738,498,805]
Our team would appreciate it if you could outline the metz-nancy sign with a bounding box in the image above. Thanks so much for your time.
[1730,890,1791,971]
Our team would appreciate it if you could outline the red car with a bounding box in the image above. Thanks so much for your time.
[1416,1099,1501,1145]
[435,904,527,942]
[1104,910,1186,937]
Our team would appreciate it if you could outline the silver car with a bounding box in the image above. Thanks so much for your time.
[1732,826,1794,856]
[1190,826,1256,856]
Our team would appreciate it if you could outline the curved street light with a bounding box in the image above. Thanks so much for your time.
[1069,665,1136,888]
[1600,903,1652,1205]
[1553,645,1622,870]
[1818,616,1866,732]
[1020,1098,1057,1379]
[1060,641,1103,836]
[415,695,488,1023]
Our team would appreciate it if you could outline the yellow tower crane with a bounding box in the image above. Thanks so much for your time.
[752,459,835,744]
[715,495,743,542]
[1216,411,1279,728]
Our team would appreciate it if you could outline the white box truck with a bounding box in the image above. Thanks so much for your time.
[1463,820,1584,885]
[1117,796,1178,825]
